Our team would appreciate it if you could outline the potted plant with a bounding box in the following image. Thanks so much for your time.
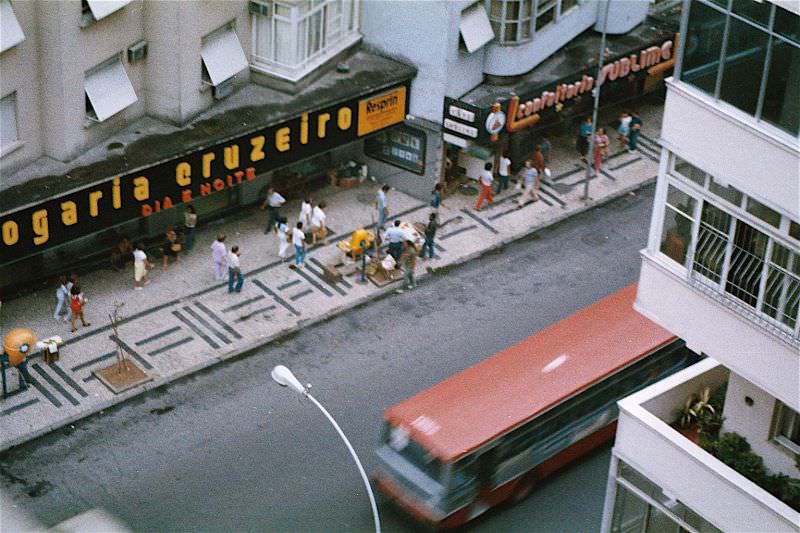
[676,386,716,443]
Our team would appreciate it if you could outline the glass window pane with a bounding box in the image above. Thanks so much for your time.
[506,0,520,20]
[274,17,294,64]
[561,0,578,15]
[666,185,696,215]
[789,221,800,241]
[535,6,554,31]
[708,178,743,206]
[674,156,707,186]
[725,220,768,307]
[521,19,531,39]
[731,0,771,27]
[504,22,518,42]
[774,6,800,44]
[745,197,781,227]
[761,38,800,136]
[662,206,692,265]
[681,1,726,95]
[719,17,769,116]
[694,202,732,284]
[522,0,532,17]
[611,484,648,533]
[490,0,503,18]
[763,244,800,328]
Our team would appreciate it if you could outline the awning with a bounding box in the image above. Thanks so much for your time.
[201,28,248,86]
[85,59,138,122]
[1,0,25,53]
[85,0,132,21]
[459,3,494,54]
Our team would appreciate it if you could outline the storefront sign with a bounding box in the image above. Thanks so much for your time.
[0,83,410,264]
[442,97,484,145]
[365,123,427,175]
[505,35,677,132]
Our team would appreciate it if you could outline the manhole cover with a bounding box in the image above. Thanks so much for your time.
[107,142,124,151]
[581,232,609,246]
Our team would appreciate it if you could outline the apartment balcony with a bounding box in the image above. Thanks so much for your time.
[637,250,799,409]
[614,358,800,532]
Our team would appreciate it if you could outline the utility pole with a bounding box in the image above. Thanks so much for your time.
[584,0,612,205]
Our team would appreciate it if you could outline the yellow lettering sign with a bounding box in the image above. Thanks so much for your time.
[89,191,103,217]
[32,209,49,245]
[300,113,309,144]
[112,177,122,209]
[357,86,407,136]
[337,107,352,130]
[133,176,150,201]
[202,152,215,178]
[317,113,330,139]
[176,162,192,187]
[2,220,19,245]
[276,127,290,152]
[250,135,265,162]
[223,145,239,170]
[61,201,78,226]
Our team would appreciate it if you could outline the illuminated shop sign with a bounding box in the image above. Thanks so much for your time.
[0,84,409,264]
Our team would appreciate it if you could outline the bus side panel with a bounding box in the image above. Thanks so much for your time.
[534,421,617,480]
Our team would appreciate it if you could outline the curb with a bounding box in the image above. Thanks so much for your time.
[0,178,655,453]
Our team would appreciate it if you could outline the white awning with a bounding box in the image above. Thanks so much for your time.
[85,0,132,21]
[1,0,25,53]
[201,28,248,86]
[459,3,494,54]
[85,59,138,122]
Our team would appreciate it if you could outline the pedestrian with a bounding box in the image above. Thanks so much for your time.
[532,144,545,177]
[518,160,539,208]
[430,183,444,213]
[261,187,285,234]
[299,195,312,229]
[211,234,227,281]
[310,201,327,245]
[422,213,438,259]
[183,205,198,251]
[69,284,90,333]
[577,116,593,159]
[539,136,552,166]
[277,217,291,261]
[593,128,610,176]
[474,162,494,211]
[53,275,71,322]
[617,111,632,149]
[495,152,511,194]
[385,220,405,261]
[227,245,244,293]
[376,184,390,229]
[628,111,642,153]
[400,240,417,291]
[133,242,154,290]
[161,226,181,269]
[110,235,133,271]
[292,222,306,267]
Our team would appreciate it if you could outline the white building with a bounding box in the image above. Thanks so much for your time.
[600,1,800,532]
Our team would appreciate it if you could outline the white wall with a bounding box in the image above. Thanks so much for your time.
[661,80,800,220]
[636,252,800,410]
[596,0,650,34]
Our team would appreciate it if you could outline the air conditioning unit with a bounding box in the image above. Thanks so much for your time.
[248,1,270,17]
[127,40,148,63]
[213,78,234,100]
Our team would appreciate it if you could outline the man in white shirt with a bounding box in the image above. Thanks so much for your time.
[384,220,406,261]
[227,245,244,293]
[133,243,154,290]
[261,187,286,234]
[495,153,512,194]
[310,201,327,245]
[475,162,494,211]
[292,222,306,267]
[376,185,390,229]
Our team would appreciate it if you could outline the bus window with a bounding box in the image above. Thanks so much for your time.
[385,425,444,483]
[448,456,478,490]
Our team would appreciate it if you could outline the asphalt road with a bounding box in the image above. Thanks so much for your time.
[0,184,654,532]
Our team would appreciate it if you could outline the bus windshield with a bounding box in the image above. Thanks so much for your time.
[386,424,444,483]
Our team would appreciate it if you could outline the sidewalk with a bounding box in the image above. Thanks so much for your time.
[0,100,665,451]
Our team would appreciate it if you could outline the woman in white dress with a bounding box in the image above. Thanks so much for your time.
[299,196,312,229]
[277,217,290,261]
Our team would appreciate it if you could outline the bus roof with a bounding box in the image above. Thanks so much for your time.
[384,284,675,463]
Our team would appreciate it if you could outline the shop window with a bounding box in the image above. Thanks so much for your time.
[775,402,800,454]
[84,54,137,122]
[0,92,19,154]
[660,185,696,266]
[761,37,800,136]
[761,243,800,329]
[708,177,743,207]
[251,0,360,82]
[0,0,25,52]
[725,219,768,307]
[693,202,731,285]
[718,16,769,116]
[745,197,781,228]
[681,1,726,96]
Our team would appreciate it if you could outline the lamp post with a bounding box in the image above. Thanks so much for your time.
[270,365,381,533]
[583,0,612,205]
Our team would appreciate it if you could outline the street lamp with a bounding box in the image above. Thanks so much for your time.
[270,365,381,533]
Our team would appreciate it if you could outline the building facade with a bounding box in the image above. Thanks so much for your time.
[601,1,800,531]
[0,0,418,293]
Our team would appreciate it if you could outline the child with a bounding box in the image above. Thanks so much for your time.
[292,222,306,267]
[69,284,90,332]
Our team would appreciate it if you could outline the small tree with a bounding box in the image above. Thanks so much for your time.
[108,302,129,374]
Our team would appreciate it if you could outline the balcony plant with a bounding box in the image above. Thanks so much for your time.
[676,386,718,442]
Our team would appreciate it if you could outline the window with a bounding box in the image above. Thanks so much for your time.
[660,185,696,266]
[673,156,707,186]
[708,177,743,207]
[693,202,731,284]
[1,92,19,154]
[679,0,800,136]
[775,403,800,454]
[488,0,531,44]
[534,0,556,32]
[745,197,781,228]
[762,243,800,329]
[725,220,768,307]
[201,23,248,87]
[251,0,360,82]
[84,55,137,122]
[0,0,25,53]
[81,0,132,24]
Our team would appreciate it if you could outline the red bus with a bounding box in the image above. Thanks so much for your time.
[373,284,699,529]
